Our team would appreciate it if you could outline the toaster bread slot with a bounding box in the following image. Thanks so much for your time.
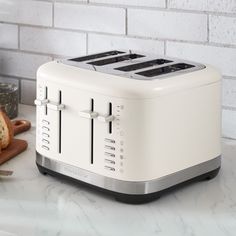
[136,63,194,77]
[114,59,172,72]
[91,98,94,164]
[69,51,125,62]
[87,54,144,66]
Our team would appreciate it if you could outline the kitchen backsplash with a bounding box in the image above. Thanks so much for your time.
[0,0,236,139]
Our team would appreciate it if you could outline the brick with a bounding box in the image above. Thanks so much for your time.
[0,0,52,26]
[0,50,52,79]
[168,0,236,13]
[90,0,165,7]
[21,80,36,105]
[54,3,125,34]
[222,78,236,108]
[0,23,18,49]
[20,27,86,57]
[166,42,236,77]
[209,15,236,46]
[222,109,236,139]
[128,9,207,42]
[88,34,164,55]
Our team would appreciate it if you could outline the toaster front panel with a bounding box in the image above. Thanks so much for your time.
[36,80,126,175]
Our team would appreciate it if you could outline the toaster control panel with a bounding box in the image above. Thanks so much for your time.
[102,104,125,174]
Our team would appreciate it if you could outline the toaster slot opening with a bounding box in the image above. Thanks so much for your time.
[45,86,48,115]
[114,59,172,72]
[69,51,125,62]
[91,98,94,164]
[136,63,194,77]
[59,90,62,154]
[87,54,145,66]
[109,102,112,134]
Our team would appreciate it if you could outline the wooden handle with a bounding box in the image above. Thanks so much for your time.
[12,120,31,136]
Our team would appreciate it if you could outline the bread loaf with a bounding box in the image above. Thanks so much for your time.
[0,108,13,149]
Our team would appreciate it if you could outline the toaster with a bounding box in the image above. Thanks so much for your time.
[35,50,221,203]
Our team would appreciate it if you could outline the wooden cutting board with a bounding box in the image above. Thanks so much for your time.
[0,139,28,165]
[0,120,30,165]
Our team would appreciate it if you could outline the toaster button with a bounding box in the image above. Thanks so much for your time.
[105,166,115,171]
[105,159,115,165]
[105,145,115,151]
[42,145,49,151]
[42,139,50,144]
[104,138,115,144]
[42,126,50,131]
[42,120,50,125]
[42,133,50,138]
[105,152,115,157]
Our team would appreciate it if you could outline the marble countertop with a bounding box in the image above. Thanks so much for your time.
[0,105,235,236]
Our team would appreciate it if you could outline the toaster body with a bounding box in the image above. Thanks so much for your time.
[35,50,221,203]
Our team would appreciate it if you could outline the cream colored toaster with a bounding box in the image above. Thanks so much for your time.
[35,50,221,203]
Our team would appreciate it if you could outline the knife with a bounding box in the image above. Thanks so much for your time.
[0,170,13,176]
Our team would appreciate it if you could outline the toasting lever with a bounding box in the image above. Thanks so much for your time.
[47,102,65,111]
[97,115,115,123]
[34,99,49,106]
[79,110,98,119]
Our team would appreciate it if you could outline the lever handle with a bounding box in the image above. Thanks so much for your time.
[47,102,65,111]
[34,99,48,106]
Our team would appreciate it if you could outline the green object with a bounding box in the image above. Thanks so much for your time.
[0,83,18,119]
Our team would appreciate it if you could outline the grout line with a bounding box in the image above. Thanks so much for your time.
[17,25,20,49]
[0,73,37,82]
[207,14,210,42]
[52,1,55,27]
[125,8,128,35]
[222,106,236,111]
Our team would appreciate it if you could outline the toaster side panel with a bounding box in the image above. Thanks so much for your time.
[118,82,222,181]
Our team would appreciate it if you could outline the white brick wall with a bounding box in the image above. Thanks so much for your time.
[166,42,236,77]
[0,0,52,26]
[209,15,236,46]
[20,27,87,57]
[0,0,235,139]
[128,10,207,42]
[0,23,18,49]
[88,34,165,54]
[168,0,236,13]
[54,3,126,34]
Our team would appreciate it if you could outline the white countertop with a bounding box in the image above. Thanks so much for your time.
[0,105,235,236]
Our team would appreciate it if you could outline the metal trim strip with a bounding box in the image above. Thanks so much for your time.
[36,152,221,195]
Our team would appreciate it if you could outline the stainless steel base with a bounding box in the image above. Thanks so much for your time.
[36,152,221,195]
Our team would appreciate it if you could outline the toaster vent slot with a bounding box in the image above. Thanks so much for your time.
[59,90,62,154]
[91,98,94,164]
[114,59,172,72]
[136,63,194,77]
[69,50,125,62]
[87,54,145,66]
